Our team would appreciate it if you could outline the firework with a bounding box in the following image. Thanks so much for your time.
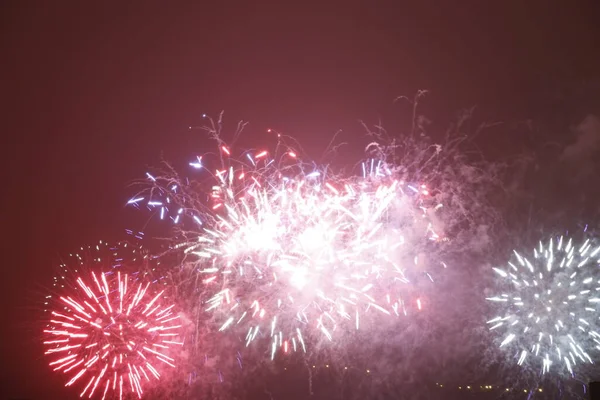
[130,129,445,358]
[486,234,600,377]
[43,242,183,399]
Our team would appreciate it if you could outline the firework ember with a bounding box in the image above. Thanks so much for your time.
[486,234,600,377]
[43,243,183,399]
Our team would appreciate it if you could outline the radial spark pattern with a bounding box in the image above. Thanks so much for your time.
[43,243,183,399]
[131,140,444,358]
[487,235,600,377]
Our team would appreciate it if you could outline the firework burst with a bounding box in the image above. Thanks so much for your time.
[486,234,600,378]
[43,242,184,399]
[130,128,445,358]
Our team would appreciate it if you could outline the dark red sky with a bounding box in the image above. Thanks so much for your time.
[2,1,599,398]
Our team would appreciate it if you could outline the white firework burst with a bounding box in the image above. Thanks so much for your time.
[487,235,600,377]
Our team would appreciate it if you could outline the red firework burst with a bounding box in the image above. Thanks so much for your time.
[43,270,183,399]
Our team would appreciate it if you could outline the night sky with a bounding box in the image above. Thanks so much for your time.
[3,2,600,399]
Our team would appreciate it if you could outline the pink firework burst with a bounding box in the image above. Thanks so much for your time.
[43,270,183,399]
